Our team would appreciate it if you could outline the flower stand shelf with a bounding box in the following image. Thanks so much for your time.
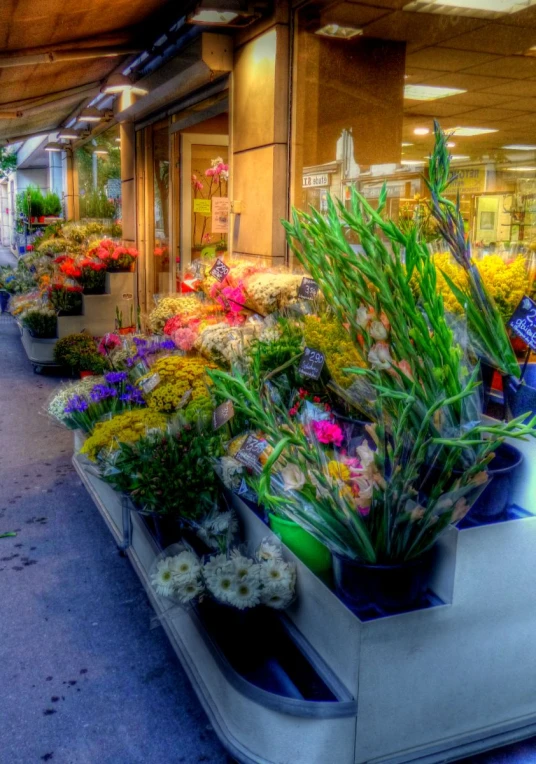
[72,430,536,764]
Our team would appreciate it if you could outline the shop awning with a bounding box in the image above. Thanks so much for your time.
[0,0,186,144]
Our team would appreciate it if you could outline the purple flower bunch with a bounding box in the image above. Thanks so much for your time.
[64,395,89,414]
[127,338,175,368]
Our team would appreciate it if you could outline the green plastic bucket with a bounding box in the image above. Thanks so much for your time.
[268,513,332,575]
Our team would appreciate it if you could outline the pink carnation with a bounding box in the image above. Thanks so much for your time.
[312,420,344,447]
[172,327,198,352]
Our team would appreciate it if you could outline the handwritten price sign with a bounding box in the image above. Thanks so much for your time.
[209,258,230,283]
[509,295,536,352]
[235,435,267,469]
[298,277,320,300]
[298,347,325,380]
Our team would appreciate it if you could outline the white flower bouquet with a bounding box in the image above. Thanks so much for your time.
[149,539,296,612]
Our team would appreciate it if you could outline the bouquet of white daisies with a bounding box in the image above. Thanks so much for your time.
[150,538,296,611]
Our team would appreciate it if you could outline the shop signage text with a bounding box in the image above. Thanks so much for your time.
[303,173,330,188]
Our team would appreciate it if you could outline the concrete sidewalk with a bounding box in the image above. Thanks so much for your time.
[0,316,229,764]
[0,244,17,267]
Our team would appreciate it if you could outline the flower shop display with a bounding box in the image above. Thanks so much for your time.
[88,239,138,272]
[20,306,57,339]
[48,279,83,315]
[150,539,296,611]
[53,333,107,375]
[76,258,107,294]
[48,375,105,426]
[148,294,214,333]
[80,408,168,462]
[140,355,216,413]
[58,371,146,433]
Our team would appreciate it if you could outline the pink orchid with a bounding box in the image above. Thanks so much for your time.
[205,168,215,177]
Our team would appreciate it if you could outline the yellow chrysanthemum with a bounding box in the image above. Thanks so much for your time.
[80,409,167,461]
[327,460,351,482]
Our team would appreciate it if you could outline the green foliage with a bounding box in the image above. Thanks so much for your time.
[79,189,116,219]
[21,308,57,338]
[43,192,62,217]
[103,425,224,518]
[0,147,17,179]
[54,333,107,373]
[17,185,45,218]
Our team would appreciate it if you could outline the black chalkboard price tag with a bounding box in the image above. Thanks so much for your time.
[235,435,267,469]
[298,347,325,380]
[209,258,230,283]
[213,400,235,431]
[298,277,320,300]
[509,295,536,352]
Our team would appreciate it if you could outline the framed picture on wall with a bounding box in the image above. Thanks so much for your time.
[480,211,495,230]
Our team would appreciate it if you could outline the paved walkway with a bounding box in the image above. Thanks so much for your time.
[2,312,536,764]
[0,244,17,267]
[0,316,229,763]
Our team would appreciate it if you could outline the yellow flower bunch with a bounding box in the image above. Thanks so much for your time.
[432,253,529,322]
[303,315,365,388]
[80,409,167,461]
[144,356,216,412]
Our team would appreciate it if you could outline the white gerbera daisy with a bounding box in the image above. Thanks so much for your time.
[150,558,175,597]
[202,553,230,583]
[256,539,283,563]
[174,577,204,605]
[206,569,237,604]
[209,511,238,535]
[227,577,262,610]
[261,559,294,588]
[261,584,294,610]
[169,551,201,582]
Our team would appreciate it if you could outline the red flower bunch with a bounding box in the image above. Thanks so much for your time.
[58,257,82,279]
[163,314,186,336]
[87,240,138,272]
[89,239,115,262]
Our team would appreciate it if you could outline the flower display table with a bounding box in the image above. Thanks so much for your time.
[72,429,536,764]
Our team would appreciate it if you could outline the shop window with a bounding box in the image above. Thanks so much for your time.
[152,119,171,295]
[75,124,121,221]
[291,1,536,261]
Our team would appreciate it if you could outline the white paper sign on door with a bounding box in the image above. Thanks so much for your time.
[212,197,230,234]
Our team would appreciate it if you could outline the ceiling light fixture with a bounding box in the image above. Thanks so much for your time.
[402,142,414,147]
[57,129,80,140]
[414,127,430,136]
[452,127,498,136]
[115,137,121,143]
[506,166,536,171]
[404,84,466,101]
[402,0,534,19]
[102,74,148,96]
[93,149,109,156]
[401,160,426,166]
[44,142,64,152]
[79,107,105,123]
[447,142,456,148]
[502,144,536,151]
[188,0,260,26]
[316,23,363,38]
[451,155,471,160]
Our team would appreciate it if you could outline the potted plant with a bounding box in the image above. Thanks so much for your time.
[54,333,107,376]
[76,258,107,295]
[43,191,62,218]
[115,305,135,335]
[101,424,225,548]
[20,307,57,339]
[48,279,83,316]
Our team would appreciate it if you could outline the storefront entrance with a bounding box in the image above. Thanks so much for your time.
[136,108,228,311]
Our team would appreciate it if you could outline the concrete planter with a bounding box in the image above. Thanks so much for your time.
[72,430,536,764]
[20,328,59,371]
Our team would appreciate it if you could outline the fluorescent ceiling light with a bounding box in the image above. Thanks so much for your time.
[506,166,536,171]
[102,74,148,96]
[414,127,430,135]
[404,84,466,100]
[79,107,104,123]
[452,127,498,136]
[57,129,80,140]
[115,137,121,142]
[316,24,363,38]
[403,0,536,17]
[447,142,456,148]
[451,155,471,160]
[502,144,536,150]
[190,9,238,23]
[401,160,426,166]
[94,149,109,155]
[44,142,63,152]
[402,142,413,147]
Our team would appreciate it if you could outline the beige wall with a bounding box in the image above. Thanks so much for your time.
[231,7,290,263]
